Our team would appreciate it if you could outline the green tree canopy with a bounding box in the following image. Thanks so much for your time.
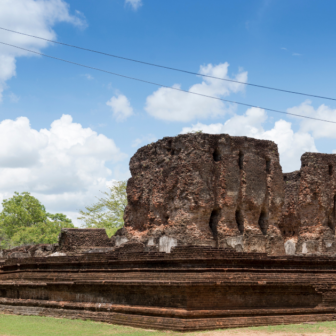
[78,181,127,237]
[0,192,74,248]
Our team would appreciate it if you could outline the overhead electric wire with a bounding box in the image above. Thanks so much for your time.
[1,26,335,102]
[1,41,336,125]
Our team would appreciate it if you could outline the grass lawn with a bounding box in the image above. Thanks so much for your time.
[2,314,336,336]
[0,314,179,336]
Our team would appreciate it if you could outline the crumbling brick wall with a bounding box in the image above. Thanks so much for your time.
[57,228,113,252]
[123,133,285,255]
[281,153,336,255]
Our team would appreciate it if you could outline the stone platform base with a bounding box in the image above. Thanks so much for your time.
[2,246,336,331]
[1,300,336,331]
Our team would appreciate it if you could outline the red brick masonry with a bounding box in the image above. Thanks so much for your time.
[1,246,336,331]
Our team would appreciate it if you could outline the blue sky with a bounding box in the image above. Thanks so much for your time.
[0,0,336,224]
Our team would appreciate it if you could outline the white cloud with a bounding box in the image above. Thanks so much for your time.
[0,115,127,225]
[182,107,317,173]
[287,100,336,139]
[0,0,86,101]
[145,63,247,122]
[125,0,142,10]
[106,93,133,121]
[132,134,157,148]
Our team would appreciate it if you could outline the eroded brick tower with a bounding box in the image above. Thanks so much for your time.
[121,133,285,255]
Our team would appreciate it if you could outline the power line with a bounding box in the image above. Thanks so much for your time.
[1,41,336,125]
[1,26,335,102]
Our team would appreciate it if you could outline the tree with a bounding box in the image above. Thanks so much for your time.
[78,181,127,237]
[0,192,74,248]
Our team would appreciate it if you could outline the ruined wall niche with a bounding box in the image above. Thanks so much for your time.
[238,151,244,170]
[235,210,244,234]
[167,139,175,155]
[209,209,220,240]
[328,219,335,234]
[329,164,333,176]
[331,195,336,234]
[213,148,221,162]
[266,159,271,174]
[164,214,170,225]
[258,211,268,235]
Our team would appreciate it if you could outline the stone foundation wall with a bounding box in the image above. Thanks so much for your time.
[2,247,336,331]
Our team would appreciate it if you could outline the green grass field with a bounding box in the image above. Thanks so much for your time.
[2,314,336,336]
[0,315,179,336]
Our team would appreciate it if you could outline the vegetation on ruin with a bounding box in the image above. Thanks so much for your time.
[2,314,336,336]
[0,192,74,249]
[78,180,127,237]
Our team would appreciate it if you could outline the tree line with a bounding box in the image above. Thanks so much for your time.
[0,181,127,249]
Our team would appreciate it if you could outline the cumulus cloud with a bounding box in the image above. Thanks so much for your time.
[125,0,142,10]
[287,100,336,139]
[182,107,317,173]
[106,93,133,121]
[0,0,86,101]
[145,63,247,122]
[0,115,126,225]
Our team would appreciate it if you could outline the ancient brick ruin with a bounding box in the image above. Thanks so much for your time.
[121,134,336,256]
[281,153,336,255]
[121,134,285,255]
[1,133,336,331]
